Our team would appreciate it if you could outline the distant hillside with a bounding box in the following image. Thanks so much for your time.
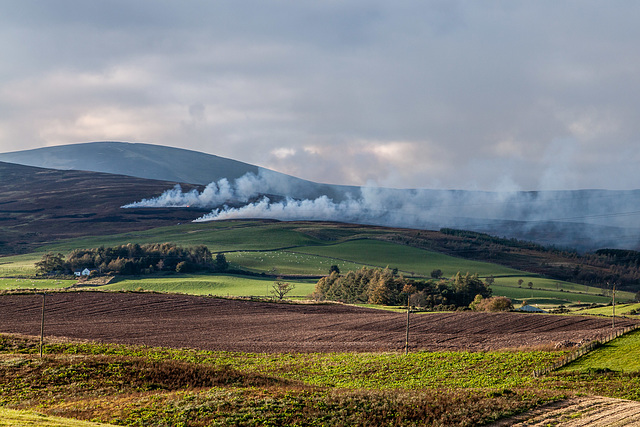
[0,141,355,201]
[0,161,206,254]
[2,142,640,251]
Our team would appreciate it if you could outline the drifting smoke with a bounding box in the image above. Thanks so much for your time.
[122,173,271,208]
[123,172,640,251]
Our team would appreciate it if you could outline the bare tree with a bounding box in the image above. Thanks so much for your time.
[271,281,296,300]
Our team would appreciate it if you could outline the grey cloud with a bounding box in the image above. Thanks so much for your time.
[1,1,640,190]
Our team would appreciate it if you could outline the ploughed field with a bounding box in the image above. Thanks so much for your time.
[0,292,635,353]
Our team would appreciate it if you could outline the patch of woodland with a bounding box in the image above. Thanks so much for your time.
[35,243,230,276]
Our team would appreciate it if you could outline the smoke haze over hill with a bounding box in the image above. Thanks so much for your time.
[123,171,640,251]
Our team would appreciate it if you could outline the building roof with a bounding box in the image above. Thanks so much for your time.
[518,304,547,313]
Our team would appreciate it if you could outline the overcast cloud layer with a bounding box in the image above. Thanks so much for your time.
[1,1,639,191]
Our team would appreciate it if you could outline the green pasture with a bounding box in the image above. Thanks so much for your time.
[0,221,628,310]
[572,303,640,317]
[0,278,75,290]
[39,221,324,254]
[292,239,522,277]
[0,253,39,276]
[225,251,366,276]
[22,339,563,391]
[102,274,316,298]
[492,277,635,300]
[491,284,614,305]
[559,328,640,373]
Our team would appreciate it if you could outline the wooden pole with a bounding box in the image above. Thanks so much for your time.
[40,293,45,358]
[612,282,616,329]
[405,297,410,355]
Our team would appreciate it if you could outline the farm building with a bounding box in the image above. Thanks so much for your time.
[74,268,92,277]
[517,304,547,313]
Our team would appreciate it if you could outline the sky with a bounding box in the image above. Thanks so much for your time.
[1,1,639,191]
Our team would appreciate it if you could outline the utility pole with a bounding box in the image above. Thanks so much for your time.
[612,282,616,329]
[40,293,46,358]
[405,296,410,355]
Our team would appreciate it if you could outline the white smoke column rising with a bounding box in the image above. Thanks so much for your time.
[121,175,263,208]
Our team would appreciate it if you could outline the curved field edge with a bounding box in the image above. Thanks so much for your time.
[0,335,570,426]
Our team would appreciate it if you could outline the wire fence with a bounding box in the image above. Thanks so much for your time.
[533,323,640,377]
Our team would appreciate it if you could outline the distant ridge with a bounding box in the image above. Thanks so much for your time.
[2,141,640,251]
[0,141,259,185]
[0,141,355,201]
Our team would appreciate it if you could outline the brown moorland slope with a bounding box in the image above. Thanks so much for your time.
[0,293,634,353]
[0,161,205,254]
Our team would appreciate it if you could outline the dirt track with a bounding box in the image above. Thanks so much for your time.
[490,396,640,426]
[0,292,636,353]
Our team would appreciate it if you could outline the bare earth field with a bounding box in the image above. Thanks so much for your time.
[0,292,635,352]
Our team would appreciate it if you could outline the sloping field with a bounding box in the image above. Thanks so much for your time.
[0,293,635,353]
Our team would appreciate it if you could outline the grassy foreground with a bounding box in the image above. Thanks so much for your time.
[2,329,640,425]
[0,335,568,426]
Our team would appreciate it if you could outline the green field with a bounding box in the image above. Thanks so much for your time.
[0,253,40,276]
[559,329,640,373]
[0,221,633,308]
[0,278,75,290]
[572,303,640,317]
[491,284,615,306]
[38,221,325,254]
[225,250,367,276]
[103,274,316,298]
[292,239,523,277]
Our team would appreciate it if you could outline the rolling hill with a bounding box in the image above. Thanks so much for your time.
[2,141,640,251]
[0,141,355,201]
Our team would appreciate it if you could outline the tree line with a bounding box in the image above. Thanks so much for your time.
[313,267,506,311]
[35,243,229,276]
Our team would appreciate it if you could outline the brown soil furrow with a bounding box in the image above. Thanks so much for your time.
[0,293,636,353]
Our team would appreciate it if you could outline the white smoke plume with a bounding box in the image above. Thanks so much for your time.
[122,173,271,208]
[122,172,640,250]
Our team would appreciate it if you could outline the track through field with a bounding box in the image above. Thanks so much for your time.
[490,396,640,426]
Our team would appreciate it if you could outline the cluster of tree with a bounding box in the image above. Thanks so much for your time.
[314,267,492,309]
[469,295,514,312]
[440,228,549,252]
[594,249,640,268]
[387,228,640,292]
[35,243,229,276]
